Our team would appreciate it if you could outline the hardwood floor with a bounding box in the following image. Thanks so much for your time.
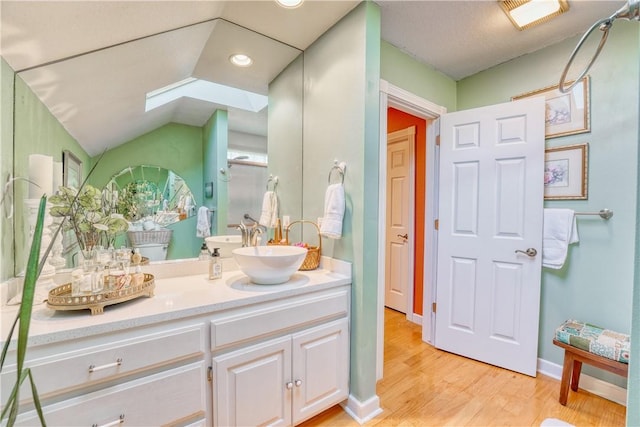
[301,308,626,426]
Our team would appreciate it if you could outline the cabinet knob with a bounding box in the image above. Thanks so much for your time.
[286,382,293,390]
[294,379,302,387]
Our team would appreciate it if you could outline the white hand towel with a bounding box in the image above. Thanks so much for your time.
[259,191,278,228]
[542,208,579,269]
[320,183,345,239]
[196,206,211,238]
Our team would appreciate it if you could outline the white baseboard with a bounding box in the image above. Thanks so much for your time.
[537,358,627,406]
[342,394,383,425]
[408,313,422,326]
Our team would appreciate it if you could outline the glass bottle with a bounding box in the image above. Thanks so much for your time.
[209,248,222,280]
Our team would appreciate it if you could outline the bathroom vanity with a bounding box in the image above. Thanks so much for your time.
[0,258,351,426]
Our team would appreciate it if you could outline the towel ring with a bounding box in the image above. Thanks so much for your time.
[328,165,345,184]
[266,175,278,191]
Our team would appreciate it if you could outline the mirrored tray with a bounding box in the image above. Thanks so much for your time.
[46,273,155,315]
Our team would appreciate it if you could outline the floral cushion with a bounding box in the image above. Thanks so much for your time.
[555,320,630,364]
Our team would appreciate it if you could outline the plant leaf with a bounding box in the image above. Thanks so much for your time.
[16,196,45,385]
[28,369,46,426]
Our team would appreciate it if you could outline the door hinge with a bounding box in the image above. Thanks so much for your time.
[434,219,439,230]
[432,302,437,313]
[207,366,213,382]
[435,134,440,146]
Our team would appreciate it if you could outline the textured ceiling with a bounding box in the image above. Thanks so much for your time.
[0,0,626,155]
[377,0,626,80]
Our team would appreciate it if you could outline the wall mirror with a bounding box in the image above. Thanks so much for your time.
[105,166,196,225]
[7,15,304,269]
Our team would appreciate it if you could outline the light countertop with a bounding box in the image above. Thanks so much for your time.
[1,257,351,348]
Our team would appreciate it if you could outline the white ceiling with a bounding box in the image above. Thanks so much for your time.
[0,0,626,155]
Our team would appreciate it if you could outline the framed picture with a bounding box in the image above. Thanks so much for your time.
[513,76,590,139]
[63,150,82,189]
[544,143,588,200]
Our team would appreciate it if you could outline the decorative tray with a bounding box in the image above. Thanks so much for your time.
[46,273,155,315]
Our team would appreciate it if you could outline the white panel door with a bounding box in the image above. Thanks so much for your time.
[435,97,544,376]
[385,127,415,313]
[213,336,292,427]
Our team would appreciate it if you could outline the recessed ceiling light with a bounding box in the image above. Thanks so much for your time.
[229,54,253,67]
[276,0,303,9]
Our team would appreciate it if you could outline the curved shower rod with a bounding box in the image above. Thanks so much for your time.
[559,0,640,93]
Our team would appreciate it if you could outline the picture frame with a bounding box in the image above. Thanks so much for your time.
[63,150,82,189]
[544,143,588,200]
[512,76,590,139]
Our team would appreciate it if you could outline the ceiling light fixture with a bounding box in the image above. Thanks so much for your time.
[229,54,253,67]
[500,0,569,30]
[275,0,304,9]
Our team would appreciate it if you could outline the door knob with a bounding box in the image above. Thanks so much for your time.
[397,233,408,240]
[515,248,537,257]
[286,382,293,390]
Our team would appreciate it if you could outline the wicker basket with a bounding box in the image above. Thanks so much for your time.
[284,220,321,271]
[127,229,172,246]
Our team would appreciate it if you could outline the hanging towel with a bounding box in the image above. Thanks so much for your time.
[320,183,345,239]
[259,191,278,228]
[196,206,211,238]
[542,208,579,269]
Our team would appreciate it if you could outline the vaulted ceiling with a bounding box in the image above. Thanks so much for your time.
[0,1,624,155]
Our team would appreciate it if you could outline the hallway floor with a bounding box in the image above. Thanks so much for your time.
[301,308,626,426]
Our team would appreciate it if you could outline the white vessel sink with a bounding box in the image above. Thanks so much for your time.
[232,246,308,285]
[206,235,242,258]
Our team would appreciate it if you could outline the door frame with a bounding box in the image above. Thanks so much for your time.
[377,80,446,379]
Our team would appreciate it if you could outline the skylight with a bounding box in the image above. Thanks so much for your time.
[145,78,268,113]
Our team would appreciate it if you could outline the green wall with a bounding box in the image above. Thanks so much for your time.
[13,74,90,273]
[1,58,15,281]
[381,40,457,112]
[457,22,639,389]
[302,1,381,405]
[628,21,640,426]
[203,110,228,236]
[90,122,204,260]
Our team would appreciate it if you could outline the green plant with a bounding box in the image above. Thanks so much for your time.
[0,196,47,426]
[49,185,128,251]
[116,179,161,221]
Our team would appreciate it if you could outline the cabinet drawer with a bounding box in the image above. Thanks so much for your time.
[211,288,349,351]
[16,362,206,427]
[2,324,205,400]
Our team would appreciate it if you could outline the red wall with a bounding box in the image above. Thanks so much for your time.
[387,107,427,316]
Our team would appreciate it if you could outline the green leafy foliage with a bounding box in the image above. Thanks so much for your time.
[49,184,128,250]
[0,196,48,426]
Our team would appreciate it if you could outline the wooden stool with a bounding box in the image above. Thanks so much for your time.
[553,339,628,405]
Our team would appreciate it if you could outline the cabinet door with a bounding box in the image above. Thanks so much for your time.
[291,318,349,425]
[213,336,292,427]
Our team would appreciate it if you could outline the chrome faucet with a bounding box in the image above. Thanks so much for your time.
[249,225,263,247]
[236,221,263,247]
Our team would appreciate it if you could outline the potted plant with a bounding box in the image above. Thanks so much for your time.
[49,185,128,257]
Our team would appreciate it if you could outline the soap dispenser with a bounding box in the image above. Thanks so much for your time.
[199,243,209,261]
[209,247,222,280]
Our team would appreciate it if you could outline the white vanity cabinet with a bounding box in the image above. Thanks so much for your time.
[7,321,208,426]
[1,265,352,427]
[211,286,350,427]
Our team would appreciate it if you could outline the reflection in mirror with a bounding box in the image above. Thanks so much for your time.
[105,165,196,227]
[7,15,304,269]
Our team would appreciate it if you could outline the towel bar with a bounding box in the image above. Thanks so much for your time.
[574,209,613,220]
